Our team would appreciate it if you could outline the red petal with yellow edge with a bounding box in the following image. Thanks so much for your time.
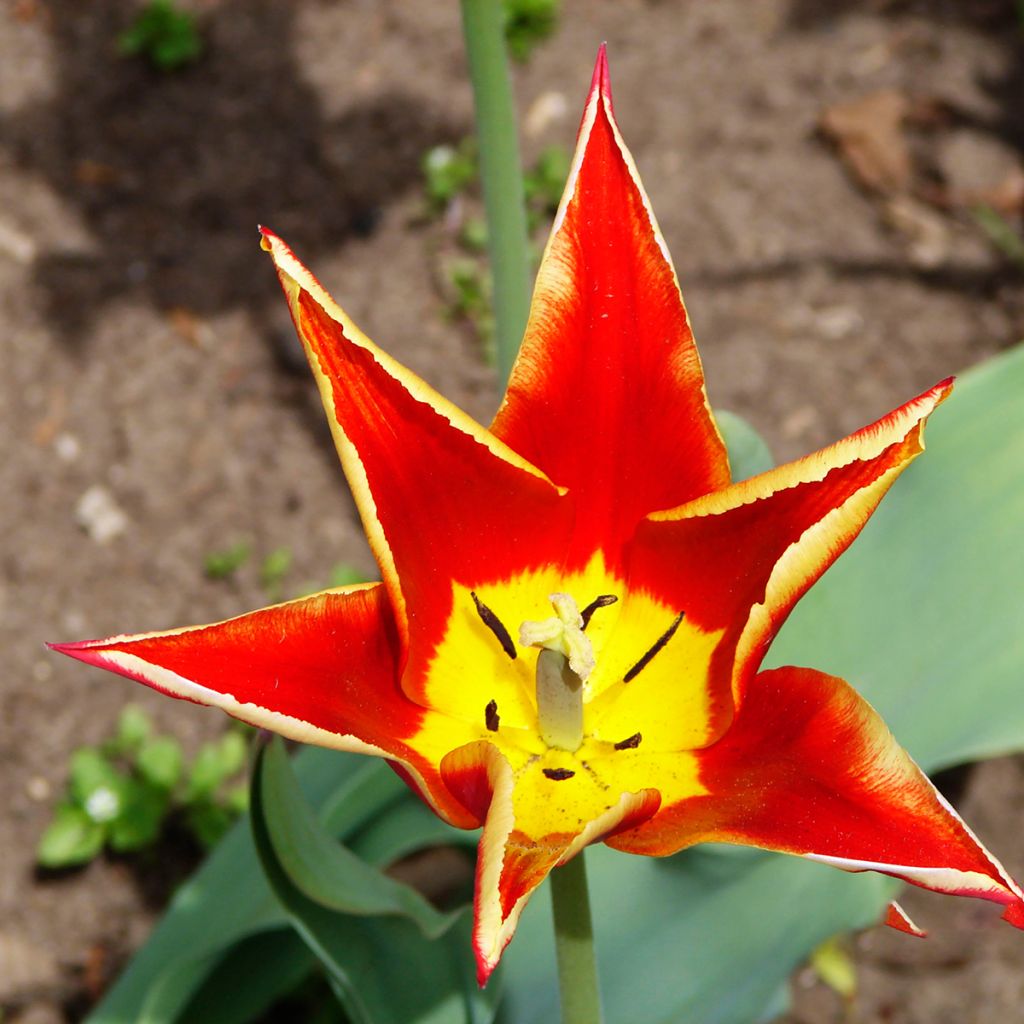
[490,46,728,565]
[260,229,574,699]
[615,379,952,747]
[49,585,480,828]
[609,666,1024,929]
[441,740,660,985]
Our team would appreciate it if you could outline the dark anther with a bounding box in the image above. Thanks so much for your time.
[485,699,500,732]
[543,767,576,781]
[614,732,642,750]
[471,592,517,660]
[580,594,618,630]
[623,611,685,682]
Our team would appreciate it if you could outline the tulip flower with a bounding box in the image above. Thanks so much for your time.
[52,48,1024,990]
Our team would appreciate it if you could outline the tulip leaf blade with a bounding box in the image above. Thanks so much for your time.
[251,741,496,1024]
[714,409,775,482]
[257,737,460,939]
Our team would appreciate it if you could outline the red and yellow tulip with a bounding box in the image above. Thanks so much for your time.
[52,49,1024,984]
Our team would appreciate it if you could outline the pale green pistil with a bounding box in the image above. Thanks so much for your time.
[520,593,594,752]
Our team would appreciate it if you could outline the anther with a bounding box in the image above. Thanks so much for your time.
[614,732,642,750]
[623,611,685,682]
[471,592,517,660]
[580,594,618,630]
[543,767,575,781]
[485,699,500,732]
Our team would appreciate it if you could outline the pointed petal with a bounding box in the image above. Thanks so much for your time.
[609,666,1024,928]
[50,585,479,828]
[490,47,729,561]
[260,229,574,697]
[884,901,927,938]
[611,380,951,747]
[441,740,660,984]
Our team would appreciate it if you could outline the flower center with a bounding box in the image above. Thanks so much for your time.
[519,593,595,752]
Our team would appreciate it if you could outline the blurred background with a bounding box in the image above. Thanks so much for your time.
[2,1,1023,1021]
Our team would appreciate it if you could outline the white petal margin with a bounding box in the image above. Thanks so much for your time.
[884,901,927,938]
[804,772,1024,914]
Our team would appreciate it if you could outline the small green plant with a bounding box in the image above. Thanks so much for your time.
[421,140,568,359]
[204,541,251,580]
[444,259,496,361]
[972,204,1024,271]
[118,0,203,72]
[261,547,293,601]
[524,145,571,228]
[503,0,560,62]
[37,707,249,869]
[421,139,479,213]
[328,563,368,588]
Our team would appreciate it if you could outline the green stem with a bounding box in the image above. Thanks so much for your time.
[459,0,533,387]
[550,851,604,1024]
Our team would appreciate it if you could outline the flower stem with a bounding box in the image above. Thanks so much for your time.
[550,850,604,1024]
[459,0,532,386]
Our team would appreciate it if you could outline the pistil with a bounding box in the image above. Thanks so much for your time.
[520,593,594,751]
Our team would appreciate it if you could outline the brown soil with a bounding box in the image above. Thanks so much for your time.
[2,1,1022,1021]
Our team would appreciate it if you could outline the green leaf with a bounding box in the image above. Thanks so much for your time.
[136,736,184,791]
[69,747,123,804]
[259,738,458,938]
[38,803,106,868]
[216,731,248,778]
[329,563,369,588]
[350,796,476,869]
[251,743,496,1024]
[115,705,152,754]
[422,139,478,211]
[185,801,234,850]
[118,0,202,72]
[108,782,168,852]
[203,542,251,580]
[173,929,315,1024]
[69,748,133,824]
[715,409,774,481]
[503,0,560,62]
[185,742,226,802]
[261,547,293,600]
[84,748,409,1023]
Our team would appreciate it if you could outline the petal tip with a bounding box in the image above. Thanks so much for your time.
[1002,898,1024,929]
[884,901,927,939]
[588,43,612,107]
[474,950,499,989]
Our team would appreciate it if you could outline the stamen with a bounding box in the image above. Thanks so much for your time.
[580,594,618,630]
[623,611,685,682]
[614,732,642,750]
[471,591,517,660]
[543,767,575,781]
[485,699,500,732]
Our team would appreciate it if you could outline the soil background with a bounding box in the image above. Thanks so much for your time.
[2,1,1023,1022]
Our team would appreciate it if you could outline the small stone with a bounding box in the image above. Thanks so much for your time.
[53,432,81,462]
[525,90,568,137]
[75,484,128,544]
[25,775,51,802]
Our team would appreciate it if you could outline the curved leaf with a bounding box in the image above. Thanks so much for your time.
[251,742,496,1024]
[258,737,460,939]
